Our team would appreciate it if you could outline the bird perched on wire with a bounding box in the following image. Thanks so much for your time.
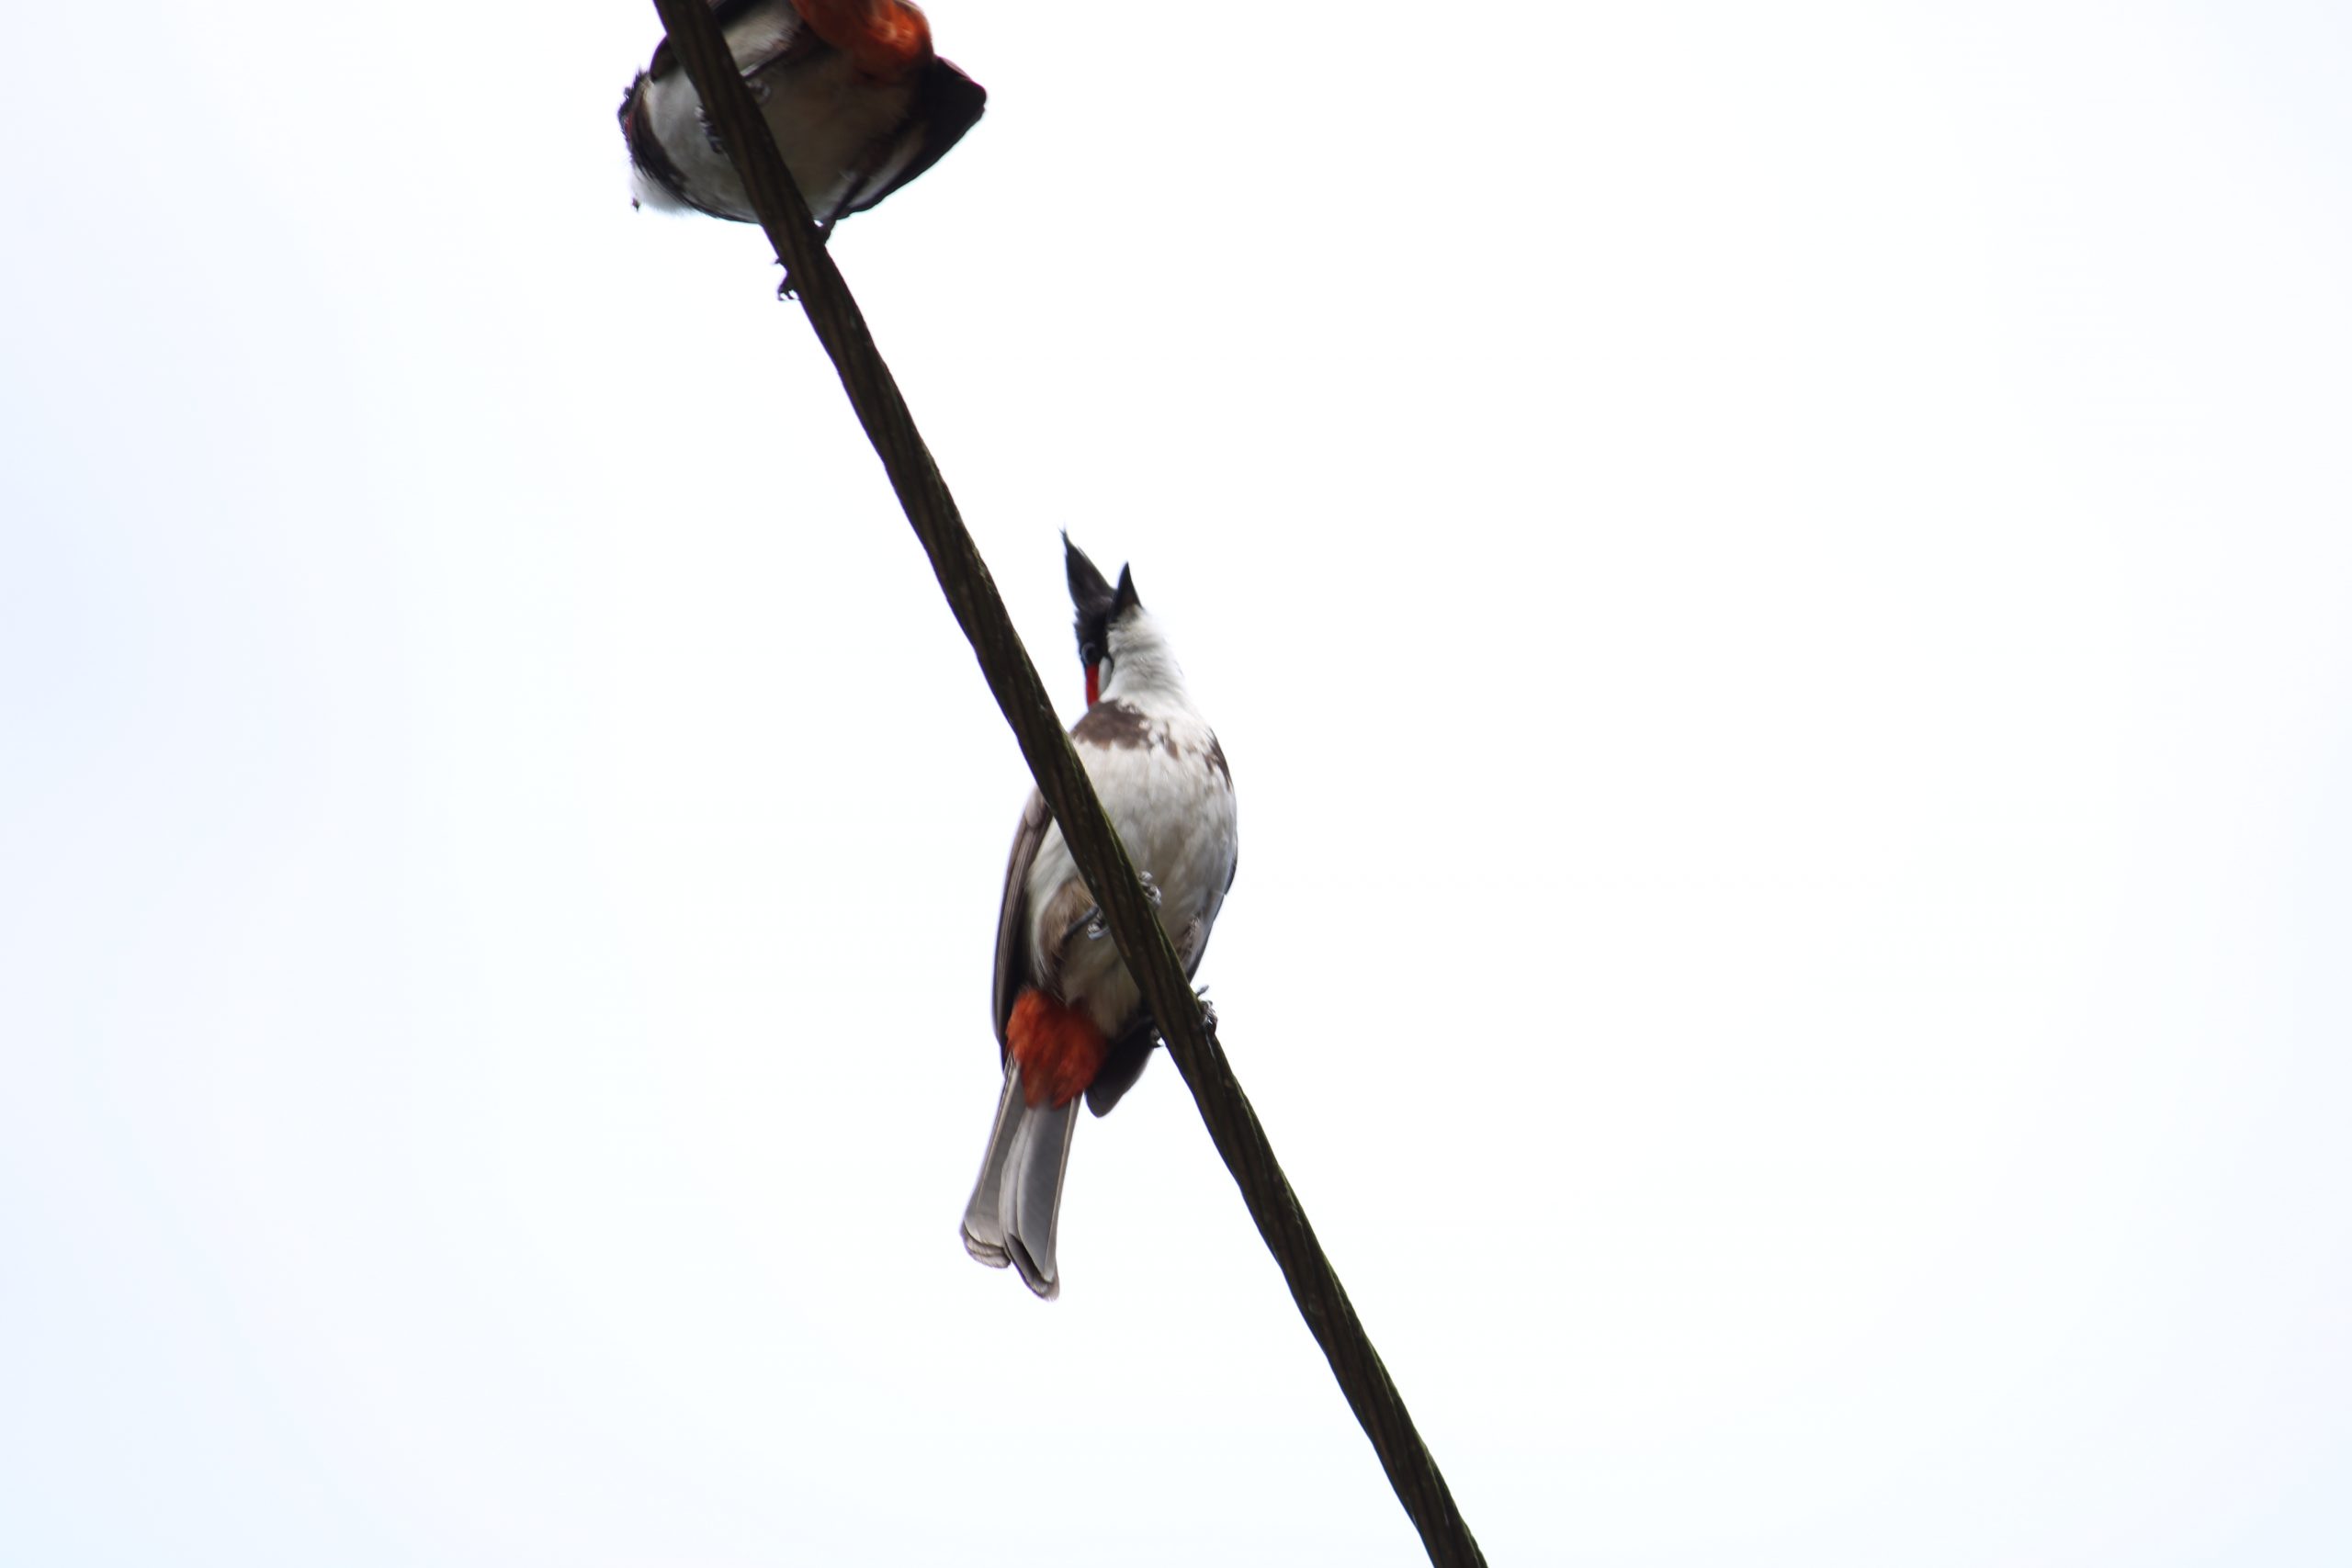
[962,537,1240,1299]
[618,0,984,229]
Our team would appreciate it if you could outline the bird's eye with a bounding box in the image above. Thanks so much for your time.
[1080,641,1101,666]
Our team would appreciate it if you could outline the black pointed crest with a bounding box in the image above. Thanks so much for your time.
[1065,532,1115,621]
[1063,533,1136,669]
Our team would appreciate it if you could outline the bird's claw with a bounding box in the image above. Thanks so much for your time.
[1068,874,1162,944]
[772,222,837,300]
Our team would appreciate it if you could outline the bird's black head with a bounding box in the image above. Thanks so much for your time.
[1064,533,1139,708]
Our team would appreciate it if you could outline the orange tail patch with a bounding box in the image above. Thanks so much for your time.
[789,0,933,81]
[1008,989,1107,1110]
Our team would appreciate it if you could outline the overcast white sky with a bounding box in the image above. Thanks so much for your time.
[6,2,2350,1563]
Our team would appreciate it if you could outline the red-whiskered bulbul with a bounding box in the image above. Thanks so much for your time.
[618,0,984,227]
[962,537,1240,1298]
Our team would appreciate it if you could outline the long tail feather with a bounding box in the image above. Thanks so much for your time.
[961,1066,1024,1268]
[960,1063,1078,1298]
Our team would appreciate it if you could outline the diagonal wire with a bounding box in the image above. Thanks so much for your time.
[639,5,1487,1562]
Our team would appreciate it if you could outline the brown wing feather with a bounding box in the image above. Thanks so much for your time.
[837,60,988,220]
[990,790,1052,1057]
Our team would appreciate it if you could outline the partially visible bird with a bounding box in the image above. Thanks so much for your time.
[962,536,1240,1299]
[618,0,984,228]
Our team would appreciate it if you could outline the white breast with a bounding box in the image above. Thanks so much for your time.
[637,33,916,223]
[1024,707,1238,1037]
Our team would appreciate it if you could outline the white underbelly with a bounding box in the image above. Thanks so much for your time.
[640,46,914,221]
[1025,747,1238,1034]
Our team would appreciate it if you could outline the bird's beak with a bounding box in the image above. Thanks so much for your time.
[1084,663,1102,708]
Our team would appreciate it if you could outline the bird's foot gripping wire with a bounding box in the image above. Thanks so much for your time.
[774,221,839,299]
[1065,873,1160,945]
